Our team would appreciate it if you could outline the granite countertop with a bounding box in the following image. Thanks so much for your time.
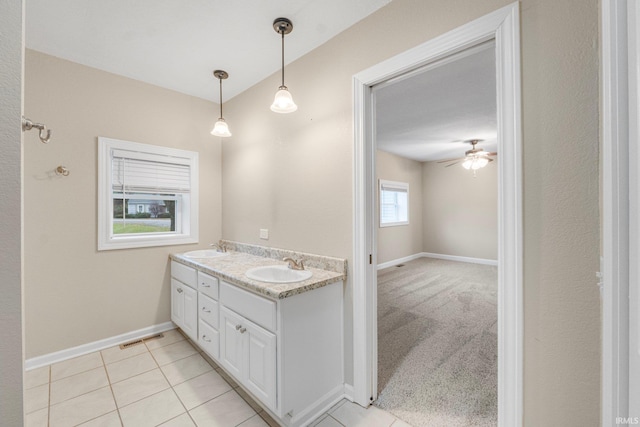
[170,247,346,300]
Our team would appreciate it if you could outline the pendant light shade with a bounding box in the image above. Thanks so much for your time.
[271,87,297,113]
[211,118,231,137]
[211,70,232,137]
[270,18,297,114]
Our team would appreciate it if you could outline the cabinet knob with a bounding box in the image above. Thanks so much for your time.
[201,283,210,287]
[235,324,242,330]
[177,288,183,294]
[202,307,211,313]
[239,327,246,334]
[202,335,211,343]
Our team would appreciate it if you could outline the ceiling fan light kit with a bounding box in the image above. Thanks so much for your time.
[438,139,496,174]
[462,155,490,170]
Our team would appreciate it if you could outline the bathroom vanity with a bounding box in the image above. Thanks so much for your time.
[170,242,346,427]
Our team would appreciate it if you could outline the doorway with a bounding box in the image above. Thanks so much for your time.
[352,3,522,426]
[372,42,498,426]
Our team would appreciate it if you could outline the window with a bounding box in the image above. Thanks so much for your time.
[98,137,199,250]
[379,179,409,227]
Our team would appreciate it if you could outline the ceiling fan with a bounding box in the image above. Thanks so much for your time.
[437,139,497,173]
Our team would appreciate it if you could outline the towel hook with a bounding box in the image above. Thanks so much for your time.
[22,116,52,144]
[55,166,70,177]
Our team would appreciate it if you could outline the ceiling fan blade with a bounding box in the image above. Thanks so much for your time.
[487,152,498,156]
[445,161,461,167]
[437,157,464,163]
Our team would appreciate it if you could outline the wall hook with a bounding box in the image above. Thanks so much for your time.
[22,116,52,143]
[55,166,70,177]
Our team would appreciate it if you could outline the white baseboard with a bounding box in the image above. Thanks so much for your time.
[293,384,346,427]
[343,383,354,401]
[25,321,176,371]
[376,253,424,270]
[421,252,498,266]
[377,252,497,269]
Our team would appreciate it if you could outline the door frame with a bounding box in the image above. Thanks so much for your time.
[601,0,639,422]
[351,3,523,426]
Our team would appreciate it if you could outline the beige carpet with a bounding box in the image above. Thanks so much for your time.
[373,257,497,427]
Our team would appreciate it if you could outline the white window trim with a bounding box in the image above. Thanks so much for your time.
[98,137,199,251]
[379,179,409,227]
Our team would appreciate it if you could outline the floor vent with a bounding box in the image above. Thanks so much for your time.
[119,333,164,350]
[396,264,405,267]
[119,339,143,349]
[143,333,164,342]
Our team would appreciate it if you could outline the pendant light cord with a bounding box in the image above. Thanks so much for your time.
[281,30,285,88]
[219,77,223,118]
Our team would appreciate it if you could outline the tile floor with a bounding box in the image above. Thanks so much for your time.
[24,328,413,427]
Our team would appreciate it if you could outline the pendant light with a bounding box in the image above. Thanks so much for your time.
[211,70,232,137]
[270,17,297,113]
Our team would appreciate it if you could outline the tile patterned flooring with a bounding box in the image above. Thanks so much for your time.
[24,329,412,427]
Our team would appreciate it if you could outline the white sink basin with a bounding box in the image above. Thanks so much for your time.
[245,265,313,284]
[183,250,229,259]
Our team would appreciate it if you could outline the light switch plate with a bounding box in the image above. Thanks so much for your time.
[260,229,269,240]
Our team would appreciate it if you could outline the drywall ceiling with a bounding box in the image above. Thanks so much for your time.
[25,0,391,102]
[375,43,497,162]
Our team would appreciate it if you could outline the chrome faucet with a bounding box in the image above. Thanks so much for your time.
[210,240,227,253]
[283,257,304,270]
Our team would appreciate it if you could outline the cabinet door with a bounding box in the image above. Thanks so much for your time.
[244,320,277,411]
[220,307,243,379]
[171,279,184,328]
[182,284,198,341]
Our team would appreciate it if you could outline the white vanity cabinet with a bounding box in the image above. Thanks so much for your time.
[171,257,344,427]
[170,262,198,342]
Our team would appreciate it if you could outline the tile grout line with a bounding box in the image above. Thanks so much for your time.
[328,414,347,427]
[152,350,199,427]
[100,350,125,427]
[47,365,51,427]
[181,387,236,413]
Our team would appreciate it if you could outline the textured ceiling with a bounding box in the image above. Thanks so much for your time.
[375,43,497,162]
[26,0,391,102]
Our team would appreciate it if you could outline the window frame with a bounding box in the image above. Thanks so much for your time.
[379,179,409,227]
[98,137,199,251]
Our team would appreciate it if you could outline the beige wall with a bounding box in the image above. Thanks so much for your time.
[0,0,24,423]
[376,150,423,264]
[24,50,222,358]
[376,150,498,264]
[223,0,600,424]
[422,160,498,260]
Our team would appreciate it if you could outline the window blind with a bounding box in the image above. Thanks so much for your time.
[112,151,191,194]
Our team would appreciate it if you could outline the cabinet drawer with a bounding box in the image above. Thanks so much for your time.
[171,261,197,288]
[199,320,220,361]
[199,293,219,329]
[198,271,219,300]
[220,281,276,332]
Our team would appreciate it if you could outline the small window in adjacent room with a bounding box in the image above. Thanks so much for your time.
[379,179,409,227]
[98,137,199,250]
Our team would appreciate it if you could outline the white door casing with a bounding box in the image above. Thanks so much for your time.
[352,3,522,426]
[601,0,640,422]
[627,0,640,417]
